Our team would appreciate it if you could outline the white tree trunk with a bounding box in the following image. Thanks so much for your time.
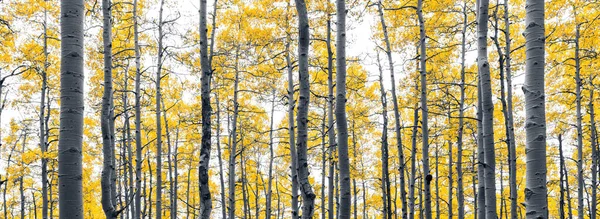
[58,0,85,217]
[523,0,548,217]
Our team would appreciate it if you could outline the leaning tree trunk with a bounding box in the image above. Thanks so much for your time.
[456,2,467,219]
[376,2,407,218]
[335,0,352,215]
[376,52,390,219]
[58,0,85,217]
[416,1,432,219]
[155,0,165,217]
[101,0,119,217]
[133,0,143,217]
[294,0,316,217]
[523,0,548,217]
[477,0,498,218]
[199,0,213,217]
[574,23,584,219]
[41,2,49,218]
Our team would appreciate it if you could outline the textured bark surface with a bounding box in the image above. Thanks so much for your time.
[101,0,118,217]
[523,0,548,217]
[294,0,316,217]
[198,0,213,217]
[41,3,49,218]
[58,0,85,218]
[335,0,352,215]
[476,0,497,218]
[286,38,299,219]
[477,76,485,219]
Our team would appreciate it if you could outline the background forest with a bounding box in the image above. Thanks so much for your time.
[0,0,596,218]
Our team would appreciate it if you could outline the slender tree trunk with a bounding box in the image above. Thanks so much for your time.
[41,2,49,218]
[294,0,316,217]
[133,0,143,216]
[523,0,548,216]
[376,2,407,218]
[198,0,213,216]
[266,89,276,219]
[215,91,227,219]
[58,0,85,217]
[591,88,597,219]
[477,0,498,217]
[502,1,517,218]
[376,52,391,219]
[161,100,175,219]
[416,1,431,219]
[447,140,453,219]
[408,104,418,219]
[155,0,165,217]
[435,145,440,219]
[335,0,351,215]
[101,0,119,216]
[574,23,584,219]
[286,34,299,219]
[559,134,565,219]
[456,4,467,218]
[228,49,240,219]
[21,134,27,219]
[321,112,327,219]
[326,16,337,219]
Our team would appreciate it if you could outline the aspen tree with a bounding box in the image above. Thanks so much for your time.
[58,0,85,217]
[523,0,548,217]
[294,0,316,217]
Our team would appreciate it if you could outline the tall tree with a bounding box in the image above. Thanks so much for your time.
[199,0,213,216]
[286,32,299,219]
[416,0,432,219]
[523,0,548,217]
[133,0,143,217]
[101,0,119,217]
[476,0,498,217]
[155,0,165,217]
[326,16,336,219]
[41,2,49,218]
[376,51,391,219]
[228,49,240,219]
[335,0,351,216]
[574,22,584,219]
[58,0,85,217]
[294,0,316,217]
[456,2,467,219]
[589,88,597,219]
[376,2,407,218]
